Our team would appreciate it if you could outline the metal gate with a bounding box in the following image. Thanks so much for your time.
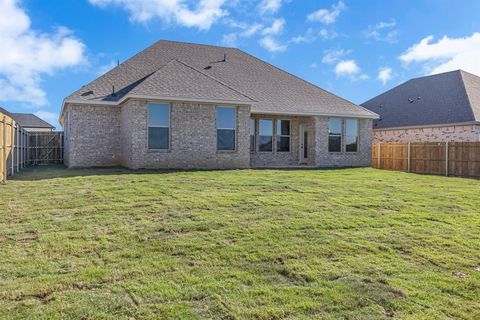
[29,132,63,165]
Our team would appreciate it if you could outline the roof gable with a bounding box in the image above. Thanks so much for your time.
[362,70,480,129]
[65,40,376,118]
[128,59,254,103]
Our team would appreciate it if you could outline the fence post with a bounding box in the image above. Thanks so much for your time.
[16,124,19,172]
[407,142,411,172]
[2,114,6,183]
[11,120,15,176]
[445,141,449,177]
[377,143,381,168]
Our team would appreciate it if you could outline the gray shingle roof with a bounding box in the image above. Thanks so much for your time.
[362,70,480,129]
[66,40,376,118]
[11,113,54,129]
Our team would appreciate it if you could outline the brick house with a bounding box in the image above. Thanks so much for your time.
[60,40,378,169]
[362,70,480,143]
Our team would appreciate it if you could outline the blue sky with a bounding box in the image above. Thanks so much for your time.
[1,0,480,129]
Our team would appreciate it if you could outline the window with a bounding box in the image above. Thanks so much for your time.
[276,120,290,152]
[345,119,359,152]
[328,118,343,152]
[148,103,170,150]
[250,118,256,153]
[216,107,236,151]
[258,119,273,152]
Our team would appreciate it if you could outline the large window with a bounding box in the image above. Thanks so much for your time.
[216,107,236,151]
[259,119,273,152]
[250,118,256,153]
[276,120,290,152]
[345,119,359,152]
[328,118,343,152]
[148,103,170,150]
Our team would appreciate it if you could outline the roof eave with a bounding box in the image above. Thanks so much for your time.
[59,95,255,125]
[251,109,379,119]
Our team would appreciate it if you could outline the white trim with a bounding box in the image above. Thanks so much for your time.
[60,96,379,125]
[216,106,237,152]
[276,119,291,153]
[147,103,170,150]
[258,118,274,152]
[251,110,379,119]
[373,121,480,131]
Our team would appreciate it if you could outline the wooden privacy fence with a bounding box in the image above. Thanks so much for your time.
[1,112,29,183]
[1,109,63,183]
[372,142,480,178]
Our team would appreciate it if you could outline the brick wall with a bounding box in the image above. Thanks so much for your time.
[314,117,373,167]
[250,114,316,167]
[120,100,251,169]
[373,124,480,142]
[63,101,374,169]
[65,104,121,167]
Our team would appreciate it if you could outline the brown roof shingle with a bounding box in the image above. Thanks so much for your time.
[361,70,480,129]
[66,40,376,118]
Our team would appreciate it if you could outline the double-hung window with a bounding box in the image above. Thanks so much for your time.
[258,119,273,152]
[328,118,343,152]
[276,120,290,152]
[345,119,359,152]
[148,103,170,150]
[250,118,256,153]
[216,107,236,151]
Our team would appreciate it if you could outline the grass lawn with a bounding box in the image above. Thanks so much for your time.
[0,166,479,319]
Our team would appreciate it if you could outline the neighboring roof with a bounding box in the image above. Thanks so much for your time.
[10,113,55,129]
[64,40,377,119]
[362,70,480,129]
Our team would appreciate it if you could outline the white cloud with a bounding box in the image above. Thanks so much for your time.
[335,60,359,75]
[377,67,393,85]
[319,28,338,40]
[262,18,285,35]
[258,0,282,15]
[34,110,59,128]
[307,1,345,25]
[365,19,398,43]
[322,49,349,64]
[259,18,286,52]
[222,33,237,47]
[291,28,316,44]
[334,59,368,80]
[0,0,86,106]
[399,33,480,75]
[89,0,227,30]
[96,60,116,76]
[260,36,287,52]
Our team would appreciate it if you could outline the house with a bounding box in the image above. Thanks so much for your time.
[60,40,378,169]
[10,113,55,132]
[362,70,480,143]
[0,108,54,132]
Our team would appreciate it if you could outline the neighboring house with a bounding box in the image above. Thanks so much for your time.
[60,40,378,169]
[362,70,480,143]
[10,113,55,132]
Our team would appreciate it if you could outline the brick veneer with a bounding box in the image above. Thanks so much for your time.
[373,124,480,142]
[63,101,374,169]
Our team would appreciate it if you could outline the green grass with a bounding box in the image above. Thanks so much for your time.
[0,166,479,320]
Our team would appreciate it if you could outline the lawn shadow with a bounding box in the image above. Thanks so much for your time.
[8,164,371,181]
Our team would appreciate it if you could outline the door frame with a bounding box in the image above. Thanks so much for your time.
[299,124,308,164]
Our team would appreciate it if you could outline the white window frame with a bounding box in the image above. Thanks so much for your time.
[147,103,170,151]
[250,118,256,153]
[216,106,237,152]
[258,118,274,153]
[345,119,359,153]
[276,119,291,153]
[328,117,343,153]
